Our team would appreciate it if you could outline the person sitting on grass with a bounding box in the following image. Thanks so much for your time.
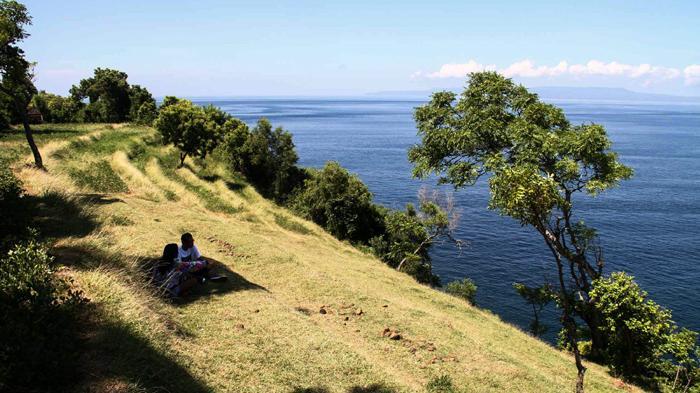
[178,232,226,283]
[152,243,199,297]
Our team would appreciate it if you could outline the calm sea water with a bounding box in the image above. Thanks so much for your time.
[194,97,700,341]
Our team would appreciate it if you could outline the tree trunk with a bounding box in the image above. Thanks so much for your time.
[178,152,187,168]
[22,115,43,169]
[397,234,436,271]
[543,228,586,393]
[580,305,607,361]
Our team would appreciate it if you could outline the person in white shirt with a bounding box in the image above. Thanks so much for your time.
[177,233,227,283]
[178,232,202,262]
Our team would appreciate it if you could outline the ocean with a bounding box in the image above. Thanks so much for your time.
[193,97,700,341]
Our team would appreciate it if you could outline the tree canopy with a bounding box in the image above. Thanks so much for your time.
[409,71,635,391]
[154,99,229,167]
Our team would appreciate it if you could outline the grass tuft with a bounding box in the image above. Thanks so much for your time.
[69,161,129,193]
[274,213,312,235]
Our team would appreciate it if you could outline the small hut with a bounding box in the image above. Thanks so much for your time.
[27,107,43,124]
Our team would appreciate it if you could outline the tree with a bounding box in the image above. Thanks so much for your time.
[153,99,224,167]
[590,272,699,390]
[445,278,477,304]
[0,0,41,168]
[290,161,384,242]
[135,100,157,126]
[409,71,633,392]
[396,188,463,272]
[70,68,131,122]
[370,188,462,285]
[128,84,155,122]
[513,282,554,336]
[225,118,305,202]
[31,91,80,123]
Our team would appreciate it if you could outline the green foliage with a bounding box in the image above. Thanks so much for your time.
[70,68,133,122]
[68,160,128,193]
[590,272,699,390]
[0,234,87,391]
[128,84,155,122]
[154,99,227,167]
[224,117,306,202]
[513,282,553,336]
[0,165,27,247]
[370,204,439,285]
[445,278,477,304]
[426,375,457,393]
[160,95,180,109]
[290,161,384,243]
[409,72,636,381]
[0,0,43,167]
[135,100,157,126]
[31,90,80,122]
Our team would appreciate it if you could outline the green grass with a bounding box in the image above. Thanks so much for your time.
[4,123,641,393]
[68,160,129,193]
[274,213,312,235]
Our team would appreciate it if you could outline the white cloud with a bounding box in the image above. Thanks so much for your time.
[501,60,569,78]
[684,65,700,85]
[425,60,496,79]
[567,60,680,79]
[417,59,698,86]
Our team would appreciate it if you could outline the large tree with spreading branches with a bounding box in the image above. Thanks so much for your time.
[408,71,633,392]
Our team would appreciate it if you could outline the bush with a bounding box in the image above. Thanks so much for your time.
[426,375,456,393]
[135,101,158,126]
[370,204,441,285]
[590,272,699,390]
[0,235,87,391]
[31,91,81,123]
[290,161,384,243]
[0,167,27,248]
[445,278,477,304]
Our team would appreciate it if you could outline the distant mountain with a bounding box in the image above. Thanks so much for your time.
[531,87,700,103]
[368,87,700,103]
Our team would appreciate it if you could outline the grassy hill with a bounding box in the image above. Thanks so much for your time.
[2,124,640,393]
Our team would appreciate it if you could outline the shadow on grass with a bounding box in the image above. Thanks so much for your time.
[174,256,268,305]
[291,384,399,393]
[78,303,212,393]
[26,191,111,239]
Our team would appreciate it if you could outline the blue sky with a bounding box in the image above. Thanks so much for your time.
[23,0,700,97]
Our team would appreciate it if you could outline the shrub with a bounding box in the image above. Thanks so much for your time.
[0,235,87,391]
[426,375,456,393]
[31,91,81,123]
[290,161,384,243]
[590,272,699,390]
[0,167,27,248]
[370,204,441,285]
[445,278,477,304]
[135,101,158,126]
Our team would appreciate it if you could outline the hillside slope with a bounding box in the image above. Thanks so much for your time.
[6,124,639,393]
